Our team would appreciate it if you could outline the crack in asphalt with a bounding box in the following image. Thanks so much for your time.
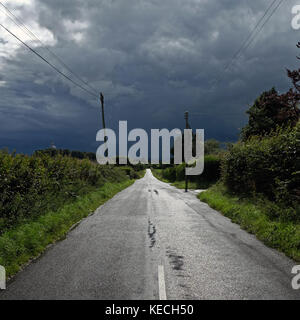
[148,219,156,248]
[166,248,184,271]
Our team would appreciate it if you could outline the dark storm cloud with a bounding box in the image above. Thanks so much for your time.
[0,0,299,153]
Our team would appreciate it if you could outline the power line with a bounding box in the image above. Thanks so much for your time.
[194,1,285,123]
[0,23,98,98]
[238,0,285,56]
[223,0,278,72]
[213,0,284,88]
[191,113,243,116]
[0,2,99,96]
[190,113,245,118]
[0,2,98,95]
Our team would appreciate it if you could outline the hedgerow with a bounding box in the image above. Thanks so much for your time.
[154,155,221,188]
[221,123,299,220]
[0,150,129,232]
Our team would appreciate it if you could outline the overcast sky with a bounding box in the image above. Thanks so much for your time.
[0,0,299,154]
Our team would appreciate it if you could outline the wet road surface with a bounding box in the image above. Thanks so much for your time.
[1,169,299,300]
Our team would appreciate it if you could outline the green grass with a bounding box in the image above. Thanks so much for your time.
[199,184,300,262]
[0,180,135,277]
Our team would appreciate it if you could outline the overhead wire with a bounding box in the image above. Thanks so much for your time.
[237,0,285,57]
[212,0,285,88]
[0,22,98,98]
[0,1,99,96]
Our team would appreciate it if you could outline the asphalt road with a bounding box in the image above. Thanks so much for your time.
[1,169,299,300]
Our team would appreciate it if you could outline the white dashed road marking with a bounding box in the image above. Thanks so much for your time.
[158,265,167,300]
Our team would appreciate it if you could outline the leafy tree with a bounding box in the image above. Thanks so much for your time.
[204,139,221,154]
[241,42,300,141]
[241,88,299,141]
[287,42,300,94]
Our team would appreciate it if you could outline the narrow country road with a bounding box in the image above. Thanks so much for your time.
[1,169,299,300]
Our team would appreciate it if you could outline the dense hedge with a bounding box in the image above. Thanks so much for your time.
[160,155,221,184]
[190,155,221,183]
[161,166,177,182]
[0,150,129,232]
[222,123,300,209]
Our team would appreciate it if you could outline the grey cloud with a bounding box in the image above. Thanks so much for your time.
[0,0,299,153]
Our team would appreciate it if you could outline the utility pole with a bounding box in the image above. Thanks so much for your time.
[100,92,109,159]
[184,111,189,193]
[100,92,106,132]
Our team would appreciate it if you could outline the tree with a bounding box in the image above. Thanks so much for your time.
[241,43,300,141]
[287,42,300,94]
[241,88,299,141]
[204,139,221,154]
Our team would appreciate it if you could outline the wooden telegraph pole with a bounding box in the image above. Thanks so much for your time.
[184,111,189,193]
[100,92,106,132]
[100,92,108,159]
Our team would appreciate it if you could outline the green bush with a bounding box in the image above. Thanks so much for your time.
[162,167,177,182]
[176,163,185,180]
[189,155,221,183]
[154,155,221,188]
[222,123,300,213]
[0,150,129,232]
[120,166,144,179]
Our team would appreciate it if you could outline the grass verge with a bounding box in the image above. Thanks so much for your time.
[199,184,300,262]
[0,180,134,277]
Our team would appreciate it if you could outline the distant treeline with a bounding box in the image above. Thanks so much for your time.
[34,149,148,171]
[34,148,97,161]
